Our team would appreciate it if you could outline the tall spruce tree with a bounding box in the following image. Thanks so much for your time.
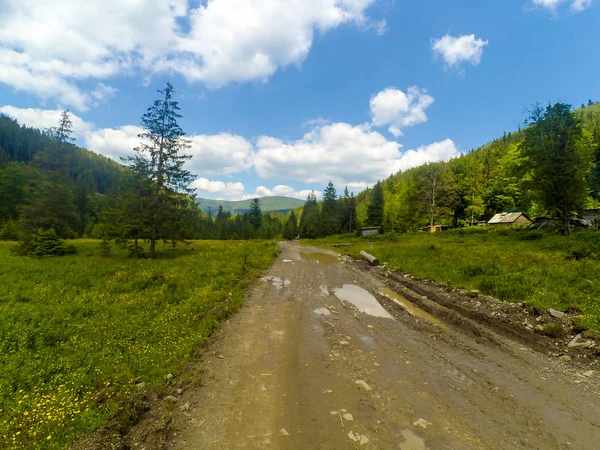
[367,182,384,227]
[122,82,194,258]
[321,181,340,236]
[299,191,321,238]
[248,198,262,230]
[47,111,75,143]
[283,210,298,240]
[523,103,592,235]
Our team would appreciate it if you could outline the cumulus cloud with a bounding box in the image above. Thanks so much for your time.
[191,177,246,199]
[254,122,460,187]
[2,100,460,197]
[187,134,255,177]
[0,0,381,109]
[84,125,145,161]
[532,0,592,11]
[432,34,488,70]
[0,105,94,136]
[191,178,319,201]
[394,139,459,172]
[254,185,320,200]
[369,87,434,137]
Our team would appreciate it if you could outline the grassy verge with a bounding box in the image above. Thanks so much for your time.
[306,228,600,330]
[0,239,278,449]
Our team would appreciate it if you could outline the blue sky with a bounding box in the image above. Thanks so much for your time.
[1,0,599,200]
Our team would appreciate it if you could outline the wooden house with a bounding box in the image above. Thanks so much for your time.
[487,212,532,227]
[422,225,449,233]
[357,227,381,237]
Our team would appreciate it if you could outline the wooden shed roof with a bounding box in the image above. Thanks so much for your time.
[488,212,531,224]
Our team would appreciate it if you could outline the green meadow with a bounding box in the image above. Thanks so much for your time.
[0,240,277,449]
[309,228,600,331]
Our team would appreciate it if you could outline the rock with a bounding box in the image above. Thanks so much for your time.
[164,395,179,403]
[279,428,290,436]
[339,340,350,346]
[583,370,595,377]
[568,334,582,348]
[136,382,146,389]
[568,334,594,349]
[330,411,338,415]
[355,380,373,391]
[413,418,432,429]
[177,388,183,395]
[549,308,565,319]
[322,389,333,394]
[179,402,190,411]
[348,431,358,442]
[470,290,480,296]
[558,355,572,363]
[343,413,354,421]
[535,325,544,332]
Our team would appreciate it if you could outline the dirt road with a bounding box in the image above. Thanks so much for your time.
[166,242,600,449]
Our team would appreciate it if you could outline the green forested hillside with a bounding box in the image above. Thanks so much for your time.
[0,114,128,237]
[197,196,304,214]
[353,102,600,232]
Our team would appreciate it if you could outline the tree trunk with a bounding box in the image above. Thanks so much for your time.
[150,238,156,259]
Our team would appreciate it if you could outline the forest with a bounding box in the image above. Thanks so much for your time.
[1,89,599,252]
[352,101,600,234]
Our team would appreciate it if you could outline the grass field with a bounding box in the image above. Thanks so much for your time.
[0,239,278,449]
[308,228,600,331]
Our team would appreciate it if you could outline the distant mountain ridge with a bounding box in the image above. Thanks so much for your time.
[196,196,304,215]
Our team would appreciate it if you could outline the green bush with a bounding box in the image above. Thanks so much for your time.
[14,228,77,257]
[0,219,20,241]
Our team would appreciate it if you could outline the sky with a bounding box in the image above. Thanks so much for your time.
[1,0,599,201]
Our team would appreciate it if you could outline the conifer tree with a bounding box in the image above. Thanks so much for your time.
[299,191,321,238]
[367,182,384,227]
[122,82,194,258]
[321,181,340,236]
[248,198,262,230]
[283,210,298,240]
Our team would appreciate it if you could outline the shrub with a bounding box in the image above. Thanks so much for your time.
[14,228,77,257]
[0,219,20,241]
[537,322,566,338]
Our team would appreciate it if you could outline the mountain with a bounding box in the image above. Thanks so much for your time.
[353,101,600,232]
[196,196,304,215]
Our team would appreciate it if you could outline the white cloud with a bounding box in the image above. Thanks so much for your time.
[2,97,459,196]
[187,134,255,177]
[569,0,593,10]
[84,125,145,161]
[254,121,459,187]
[395,139,459,172]
[532,0,592,10]
[431,34,488,70]
[0,0,381,109]
[191,178,319,201]
[192,177,246,199]
[369,87,434,137]
[254,185,320,200]
[0,105,94,136]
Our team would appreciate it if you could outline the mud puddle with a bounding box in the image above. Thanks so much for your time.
[334,285,394,319]
[300,252,338,265]
[381,288,446,329]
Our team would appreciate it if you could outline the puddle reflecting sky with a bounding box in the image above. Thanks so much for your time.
[334,285,393,319]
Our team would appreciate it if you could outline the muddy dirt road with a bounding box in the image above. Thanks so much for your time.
[167,242,600,449]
